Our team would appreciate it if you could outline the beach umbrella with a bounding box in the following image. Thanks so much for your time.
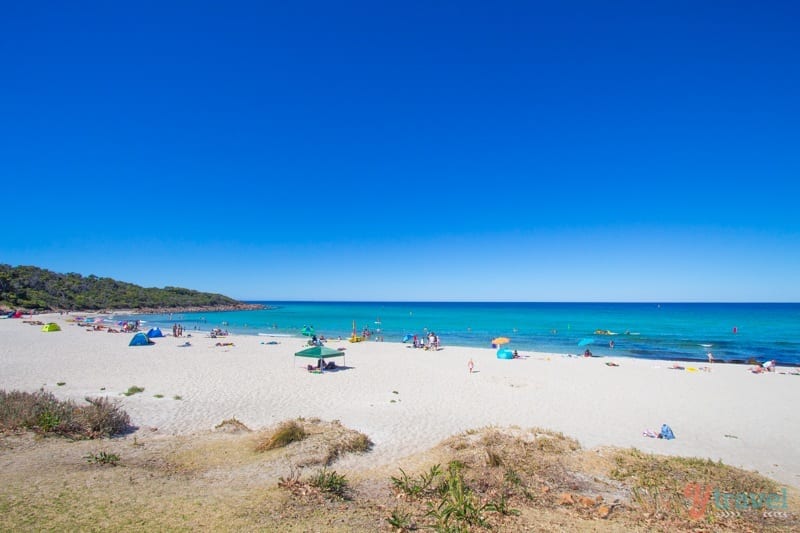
[301,325,315,336]
[492,337,510,346]
[578,338,594,347]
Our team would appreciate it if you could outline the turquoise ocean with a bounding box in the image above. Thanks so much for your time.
[118,302,800,366]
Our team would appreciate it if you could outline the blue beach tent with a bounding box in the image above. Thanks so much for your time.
[497,348,514,359]
[146,327,164,338]
[129,332,154,346]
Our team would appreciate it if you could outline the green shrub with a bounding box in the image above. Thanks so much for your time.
[122,386,144,396]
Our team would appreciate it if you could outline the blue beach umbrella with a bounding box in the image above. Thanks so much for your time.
[578,338,594,347]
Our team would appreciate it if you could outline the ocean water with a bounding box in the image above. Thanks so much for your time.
[117,302,800,366]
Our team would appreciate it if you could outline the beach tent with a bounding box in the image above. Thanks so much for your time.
[294,345,346,368]
[11,311,23,319]
[41,322,61,332]
[497,348,514,359]
[402,334,413,343]
[146,327,164,338]
[129,332,153,346]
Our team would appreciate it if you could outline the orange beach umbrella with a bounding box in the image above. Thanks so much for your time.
[492,337,510,345]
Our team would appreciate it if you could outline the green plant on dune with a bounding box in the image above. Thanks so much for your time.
[308,467,349,499]
[84,451,120,466]
[425,462,495,531]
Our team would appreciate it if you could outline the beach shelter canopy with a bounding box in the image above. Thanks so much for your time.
[41,322,61,332]
[294,345,346,368]
[294,346,345,358]
[129,332,153,346]
[146,327,164,338]
[578,338,594,347]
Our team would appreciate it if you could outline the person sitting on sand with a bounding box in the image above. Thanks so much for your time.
[513,350,520,359]
[583,349,593,357]
[763,360,776,372]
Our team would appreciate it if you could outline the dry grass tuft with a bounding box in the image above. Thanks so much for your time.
[255,420,307,452]
[214,417,251,434]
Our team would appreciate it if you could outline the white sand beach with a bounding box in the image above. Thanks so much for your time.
[2,314,799,489]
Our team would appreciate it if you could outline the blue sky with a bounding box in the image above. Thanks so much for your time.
[2,1,799,301]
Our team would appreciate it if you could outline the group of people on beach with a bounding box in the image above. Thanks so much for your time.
[172,323,185,337]
[411,332,440,350]
[307,358,337,372]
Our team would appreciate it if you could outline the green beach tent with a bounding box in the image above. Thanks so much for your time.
[41,322,61,332]
[294,345,346,369]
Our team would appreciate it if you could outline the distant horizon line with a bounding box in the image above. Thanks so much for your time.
[240,299,800,305]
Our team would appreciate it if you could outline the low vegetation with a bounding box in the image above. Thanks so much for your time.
[122,386,145,397]
[0,389,130,438]
[84,450,120,466]
[308,467,350,499]
[0,422,796,531]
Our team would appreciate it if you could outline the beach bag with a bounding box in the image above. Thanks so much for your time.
[659,424,675,440]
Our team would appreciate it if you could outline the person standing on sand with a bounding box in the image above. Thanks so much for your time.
[468,358,474,373]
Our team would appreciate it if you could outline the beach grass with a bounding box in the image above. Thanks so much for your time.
[256,420,307,451]
[0,423,796,532]
[0,389,130,438]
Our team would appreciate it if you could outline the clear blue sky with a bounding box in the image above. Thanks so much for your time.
[2,1,799,301]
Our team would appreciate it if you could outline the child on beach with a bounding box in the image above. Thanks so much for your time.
[468,358,474,373]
